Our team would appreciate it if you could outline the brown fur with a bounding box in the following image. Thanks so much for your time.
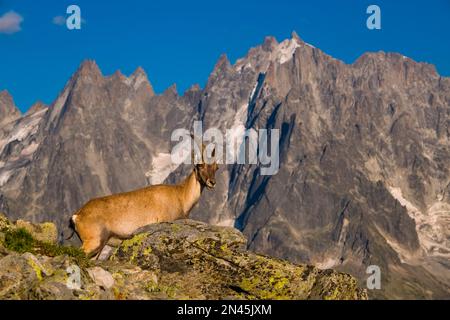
[72,146,218,258]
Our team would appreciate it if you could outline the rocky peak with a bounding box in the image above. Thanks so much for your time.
[205,54,233,89]
[291,30,303,43]
[262,36,278,51]
[163,83,178,99]
[182,84,203,106]
[187,83,201,92]
[352,51,441,87]
[130,66,146,79]
[129,67,155,95]
[0,90,21,126]
[26,101,47,115]
[234,32,309,77]
[70,60,104,87]
[111,69,127,82]
[212,54,232,75]
[77,60,102,75]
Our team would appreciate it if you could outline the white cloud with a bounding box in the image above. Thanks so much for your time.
[0,11,23,34]
[52,15,66,26]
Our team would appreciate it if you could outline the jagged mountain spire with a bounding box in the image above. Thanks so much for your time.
[0,90,21,125]
[129,67,155,95]
[26,101,47,115]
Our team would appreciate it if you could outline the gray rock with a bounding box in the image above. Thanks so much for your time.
[87,267,115,289]
[0,216,367,300]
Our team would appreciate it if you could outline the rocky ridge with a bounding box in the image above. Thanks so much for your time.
[0,214,367,300]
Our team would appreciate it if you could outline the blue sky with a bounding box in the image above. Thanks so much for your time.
[0,0,449,112]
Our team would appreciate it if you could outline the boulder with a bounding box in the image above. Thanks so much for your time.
[0,216,368,300]
[111,219,368,300]
[15,220,58,244]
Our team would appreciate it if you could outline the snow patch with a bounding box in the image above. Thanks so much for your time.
[0,170,12,187]
[274,38,301,64]
[249,81,259,101]
[145,140,192,185]
[215,218,236,228]
[132,74,147,89]
[388,186,450,258]
[226,104,248,161]
[316,258,339,270]
[146,153,180,185]
[0,114,42,154]
[225,78,261,161]
[388,187,421,217]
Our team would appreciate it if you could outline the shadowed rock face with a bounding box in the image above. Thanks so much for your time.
[0,34,449,299]
[0,216,367,300]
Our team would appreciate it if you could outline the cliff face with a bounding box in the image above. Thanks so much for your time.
[0,33,449,299]
[0,215,367,300]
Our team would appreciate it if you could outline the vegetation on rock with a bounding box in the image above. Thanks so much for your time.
[0,215,368,300]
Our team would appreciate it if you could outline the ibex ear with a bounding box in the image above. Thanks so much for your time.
[211,147,216,158]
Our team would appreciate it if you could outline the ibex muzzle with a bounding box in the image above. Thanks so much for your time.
[71,139,218,258]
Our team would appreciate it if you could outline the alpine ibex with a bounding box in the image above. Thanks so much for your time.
[69,139,218,257]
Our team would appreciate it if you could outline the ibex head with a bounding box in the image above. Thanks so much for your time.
[191,135,219,190]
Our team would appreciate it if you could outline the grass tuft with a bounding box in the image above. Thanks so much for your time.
[2,227,89,266]
[4,228,34,253]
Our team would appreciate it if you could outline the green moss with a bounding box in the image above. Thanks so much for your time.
[122,233,147,251]
[0,213,12,232]
[2,227,89,267]
[4,228,34,253]
[323,288,340,300]
[237,260,305,300]
[27,257,43,281]
[158,284,179,299]
[240,276,259,290]
[270,276,289,291]
[113,287,127,300]
[36,241,89,267]
[144,280,159,293]
[36,241,84,259]
[171,224,182,232]
[39,222,58,243]
[121,233,148,261]
[143,246,153,256]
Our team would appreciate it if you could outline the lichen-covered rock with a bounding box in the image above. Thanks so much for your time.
[0,216,367,300]
[111,220,368,300]
[15,220,58,244]
[0,214,58,245]
[0,213,12,232]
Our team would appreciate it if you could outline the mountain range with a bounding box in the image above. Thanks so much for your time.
[1,32,449,299]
